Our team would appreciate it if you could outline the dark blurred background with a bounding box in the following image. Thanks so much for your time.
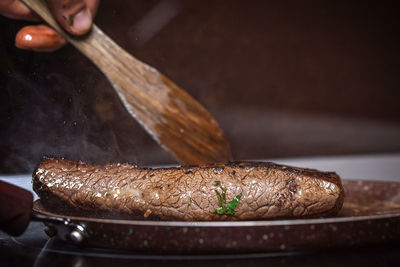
[1,0,400,173]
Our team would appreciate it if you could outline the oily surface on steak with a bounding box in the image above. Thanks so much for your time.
[33,158,344,221]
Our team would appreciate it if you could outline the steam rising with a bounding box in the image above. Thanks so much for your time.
[3,52,173,172]
[2,67,130,173]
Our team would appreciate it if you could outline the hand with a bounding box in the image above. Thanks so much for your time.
[0,0,100,52]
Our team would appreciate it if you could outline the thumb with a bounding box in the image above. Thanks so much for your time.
[47,0,92,35]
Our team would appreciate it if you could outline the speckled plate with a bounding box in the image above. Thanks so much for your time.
[33,180,400,254]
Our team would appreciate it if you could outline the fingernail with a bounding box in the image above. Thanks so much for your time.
[15,25,66,52]
[70,8,92,34]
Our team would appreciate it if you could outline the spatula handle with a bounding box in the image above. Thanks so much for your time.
[20,0,144,74]
[0,180,33,236]
[20,1,102,60]
[20,0,61,34]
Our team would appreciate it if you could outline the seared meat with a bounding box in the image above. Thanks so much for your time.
[33,158,344,221]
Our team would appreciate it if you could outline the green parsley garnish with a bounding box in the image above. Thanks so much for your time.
[214,181,242,215]
[188,197,192,207]
[68,14,75,26]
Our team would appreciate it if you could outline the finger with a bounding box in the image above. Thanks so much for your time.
[47,0,92,36]
[85,0,100,16]
[15,24,67,52]
[0,0,40,21]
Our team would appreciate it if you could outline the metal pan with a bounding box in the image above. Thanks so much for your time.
[32,179,400,254]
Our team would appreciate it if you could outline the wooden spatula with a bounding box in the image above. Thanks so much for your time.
[21,0,232,165]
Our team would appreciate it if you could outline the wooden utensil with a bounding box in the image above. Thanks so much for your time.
[21,0,232,165]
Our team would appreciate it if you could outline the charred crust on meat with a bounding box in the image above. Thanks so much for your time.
[214,166,225,172]
[183,165,198,169]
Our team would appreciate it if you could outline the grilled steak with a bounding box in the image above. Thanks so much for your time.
[33,158,344,221]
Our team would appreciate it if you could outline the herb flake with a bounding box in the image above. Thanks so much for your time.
[214,181,242,215]
[68,14,75,26]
